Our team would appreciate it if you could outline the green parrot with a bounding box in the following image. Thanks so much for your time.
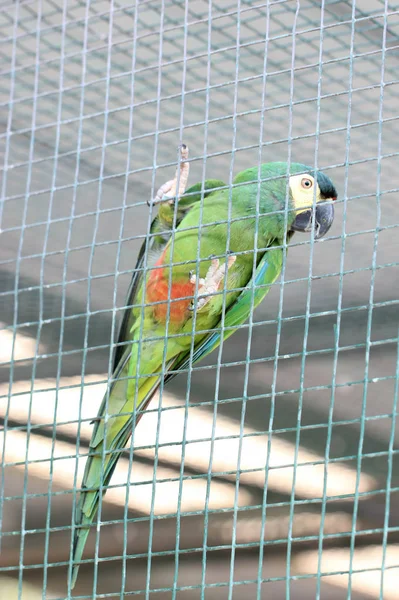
[70,149,337,586]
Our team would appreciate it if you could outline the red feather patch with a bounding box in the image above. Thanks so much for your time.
[146,250,194,324]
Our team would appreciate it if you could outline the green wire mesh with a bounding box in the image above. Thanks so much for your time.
[1,0,399,598]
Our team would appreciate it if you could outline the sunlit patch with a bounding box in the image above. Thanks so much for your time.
[2,377,377,504]
[294,546,399,600]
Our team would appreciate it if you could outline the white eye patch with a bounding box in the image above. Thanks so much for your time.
[289,173,320,213]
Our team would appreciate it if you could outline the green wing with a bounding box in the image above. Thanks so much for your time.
[165,243,284,382]
[113,179,227,369]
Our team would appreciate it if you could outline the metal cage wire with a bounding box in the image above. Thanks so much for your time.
[0,0,399,598]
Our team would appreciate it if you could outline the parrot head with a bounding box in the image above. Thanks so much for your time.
[234,162,337,240]
[288,166,337,239]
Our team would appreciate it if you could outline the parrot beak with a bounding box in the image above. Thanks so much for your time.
[290,201,334,239]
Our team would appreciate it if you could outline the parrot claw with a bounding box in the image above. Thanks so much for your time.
[150,144,189,207]
[189,254,236,311]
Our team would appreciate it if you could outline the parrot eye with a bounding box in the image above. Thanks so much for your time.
[301,177,313,189]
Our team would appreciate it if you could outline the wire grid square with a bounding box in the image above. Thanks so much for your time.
[0,0,399,598]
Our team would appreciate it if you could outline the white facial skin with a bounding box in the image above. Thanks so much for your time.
[289,173,322,214]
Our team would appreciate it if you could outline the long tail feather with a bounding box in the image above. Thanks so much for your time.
[70,348,168,587]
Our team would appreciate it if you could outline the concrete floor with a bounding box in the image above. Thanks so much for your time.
[1,0,399,598]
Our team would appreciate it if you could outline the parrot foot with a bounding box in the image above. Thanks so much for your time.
[189,254,236,311]
[150,144,189,206]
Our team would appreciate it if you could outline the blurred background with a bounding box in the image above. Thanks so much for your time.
[1,0,399,598]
